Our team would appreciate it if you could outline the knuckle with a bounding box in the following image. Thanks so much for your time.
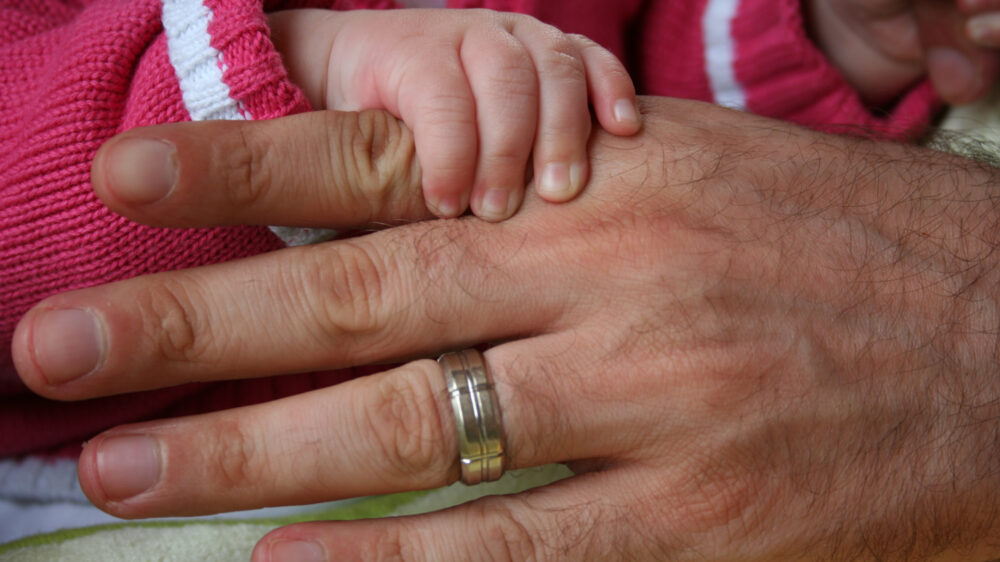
[535,118,591,154]
[567,32,599,50]
[297,242,387,342]
[411,94,478,165]
[136,278,212,364]
[483,142,530,171]
[364,367,453,484]
[515,492,634,560]
[202,418,267,492]
[415,92,477,128]
[532,144,586,173]
[486,60,539,100]
[362,524,411,561]
[536,37,586,83]
[568,33,625,67]
[224,126,272,212]
[354,110,421,213]
[463,30,538,95]
[491,42,535,74]
[601,63,632,86]
[474,500,540,562]
[465,8,511,31]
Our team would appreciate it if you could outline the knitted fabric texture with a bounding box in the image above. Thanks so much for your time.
[0,0,939,455]
[0,0,384,455]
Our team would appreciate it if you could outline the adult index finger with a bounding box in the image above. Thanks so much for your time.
[91,110,432,229]
[11,214,559,400]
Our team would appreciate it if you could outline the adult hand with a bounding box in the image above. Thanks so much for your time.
[14,98,1000,560]
[806,0,1000,105]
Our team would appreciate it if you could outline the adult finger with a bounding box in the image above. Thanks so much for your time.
[11,212,564,399]
[76,360,459,516]
[76,341,647,517]
[251,477,635,562]
[916,0,1000,104]
[91,110,430,229]
[15,98,674,401]
[460,22,538,221]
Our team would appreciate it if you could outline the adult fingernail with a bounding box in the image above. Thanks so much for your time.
[968,13,1000,47]
[538,162,584,201]
[108,138,177,204]
[927,48,981,104]
[613,98,639,126]
[32,309,104,385]
[270,540,327,562]
[479,188,516,221]
[96,435,161,501]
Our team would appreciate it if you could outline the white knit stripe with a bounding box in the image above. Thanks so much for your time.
[702,0,746,110]
[162,0,249,121]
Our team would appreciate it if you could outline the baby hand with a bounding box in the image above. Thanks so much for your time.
[962,0,1000,45]
[807,0,999,106]
[270,9,640,221]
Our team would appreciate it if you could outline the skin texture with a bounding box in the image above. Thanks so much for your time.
[268,9,640,221]
[804,0,1000,105]
[13,98,1000,560]
[963,0,1000,46]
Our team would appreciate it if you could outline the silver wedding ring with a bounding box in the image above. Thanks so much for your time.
[438,349,506,485]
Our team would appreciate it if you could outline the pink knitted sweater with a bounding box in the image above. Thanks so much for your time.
[0,0,939,456]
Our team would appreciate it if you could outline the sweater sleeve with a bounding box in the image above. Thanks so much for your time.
[0,0,388,455]
[636,0,941,140]
[1,0,288,395]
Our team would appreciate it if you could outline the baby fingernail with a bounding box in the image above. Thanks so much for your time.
[539,162,569,199]
[270,540,327,562]
[538,162,584,201]
[479,188,516,221]
[108,138,177,204]
[32,309,104,385]
[968,13,1000,46]
[431,195,462,218]
[614,98,639,126]
[96,435,161,501]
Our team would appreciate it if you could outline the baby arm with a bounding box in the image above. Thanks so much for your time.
[268,8,640,221]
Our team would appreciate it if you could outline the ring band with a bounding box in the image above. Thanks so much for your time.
[438,349,506,485]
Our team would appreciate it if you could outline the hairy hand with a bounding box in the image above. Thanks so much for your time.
[14,99,1000,560]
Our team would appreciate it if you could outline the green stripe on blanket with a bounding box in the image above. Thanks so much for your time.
[0,465,571,562]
